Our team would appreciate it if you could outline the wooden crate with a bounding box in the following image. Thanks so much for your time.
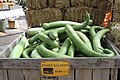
[0,58,119,80]
[0,34,120,80]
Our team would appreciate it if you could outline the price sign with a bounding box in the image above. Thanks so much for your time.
[41,60,69,76]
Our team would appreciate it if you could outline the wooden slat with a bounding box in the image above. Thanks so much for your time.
[93,68,110,80]
[0,34,21,58]
[70,58,115,68]
[1,58,120,69]
[75,68,92,80]
[24,69,40,80]
[7,69,24,80]
[41,76,57,80]
[0,69,8,80]
[117,68,120,80]
[110,68,118,80]
[58,70,74,80]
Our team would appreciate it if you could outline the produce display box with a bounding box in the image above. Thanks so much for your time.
[0,33,120,80]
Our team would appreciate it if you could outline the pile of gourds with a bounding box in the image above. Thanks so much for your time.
[8,12,115,58]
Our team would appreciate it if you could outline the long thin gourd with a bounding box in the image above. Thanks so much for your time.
[22,47,34,58]
[103,48,115,55]
[28,34,39,44]
[76,31,92,49]
[89,26,103,40]
[22,43,39,58]
[26,27,44,36]
[38,20,91,37]
[80,29,89,33]
[65,24,115,57]
[37,32,59,48]
[30,46,42,58]
[9,35,27,58]
[42,12,90,30]
[52,47,59,52]
[26,17,91,37]
[67,43,75,57]
[58,38,71,55]
[92,29,111,53]
[27,14,91,37]
[41,12,91,35]
[42,21,82,29]
[48,31,58,40]
[25,39,29,48]
[38,43,73,58]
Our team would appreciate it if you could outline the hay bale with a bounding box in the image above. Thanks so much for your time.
[26,0,47,10]
[64,7,97,23]
[90,0,99,8]
[64,7,107,25]
[26,10,36,27]
[29,0,36,9]
[98,0,111,11]
[108,23,120,49]
[64,7,84,22]
[107,22,118,42]
[26,10,31,27]
[70,0,111,9]
[48,0,55,7]
[48,0,70,9]
[112,12,120,22]
[26,8,63,27]
[35,8,63,26]
[70,0,97,7]
[114,0,120,12]
[70,0,85,7]
[26,0,32,9]
[91,0,111,9]
[36,0,47,9]
[93,9,106,25]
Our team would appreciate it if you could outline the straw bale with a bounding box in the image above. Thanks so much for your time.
[64,7,84,22]
[64,7,108,25]
[70,0,97,7]
[93,9,106,25]
[35,8,63,25]
[26,0,32,9]
[26,0,47,10]
[64,7,97,24]
[108,23,120,49]
[28,0,36,9]
[48,0,55,7]
[26,8,63,27]
[36,0,47,9]
[48,0,70,9]
[90,0,99,8]
[26,10,31,27]
[70,0,85,7]
[70,0,111,10]
[113,0,120,12]
[112,12,120,22]
[26,10,36,27]
[98,0,112,11]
